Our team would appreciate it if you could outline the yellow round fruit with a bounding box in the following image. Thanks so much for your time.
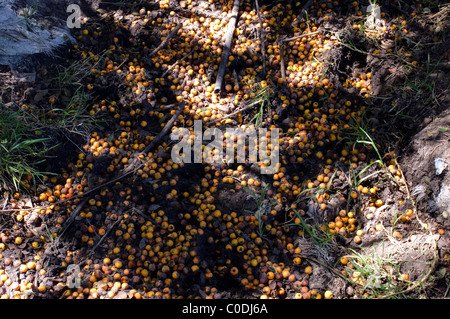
[324,290,333,299]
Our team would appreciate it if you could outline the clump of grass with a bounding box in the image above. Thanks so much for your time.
[242,183,278,238]
[293,170,338,204]
[402,53,442,107]
[45,51,110,138]
[347,125,386,186]
[44,86,97,137]
[18,2,38,24]
[344,247,411,298]
[337,115,399,207]
[285,181,338,262]
[52,49,109,89]
[0,107,53,192]
[289,209,335,249]
[246,82,272,127]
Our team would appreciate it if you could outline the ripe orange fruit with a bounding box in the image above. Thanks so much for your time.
[340,256,349,265]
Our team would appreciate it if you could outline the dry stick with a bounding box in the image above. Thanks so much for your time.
[56,198,89,239]
[85,102,184,190]
[278,37,287,84]
[255,0,266,77]
[299,255,355,285]
[292,0,314,27]
[152,103,177,111]
[43,197,89,257]
[148,23,183,58]
[394,158,428,229]
[283,30,320,43]
[139,101,184,156]
[278,31,321,85]
[34,195,85,288]
[116,55,129,71]
[93,215,123,251]
[214,0,240,94]
[74,101,185,189]
[204,103,254,126]
[161,49,194,78]
[232,69,240,90]
[2,195,8,210]
[132,207,156,224]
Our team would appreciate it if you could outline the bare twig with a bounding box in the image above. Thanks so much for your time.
[132,206,156,223]
[42,198,89,258]
[161,50,194,77]
[93,215,123,251]
[299,254,355,285]
[283,30,320,43]
[292,0,314,26]
[214,0,241,94]
[148,23,183,58]
[139,101,185,155]
[255,0,266,77]
[57,198,89,238]
[205,103,254,126]
[232,69,240,90]
[278,37,287,84]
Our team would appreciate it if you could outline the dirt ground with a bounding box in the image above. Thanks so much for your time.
[0,0,449,300]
